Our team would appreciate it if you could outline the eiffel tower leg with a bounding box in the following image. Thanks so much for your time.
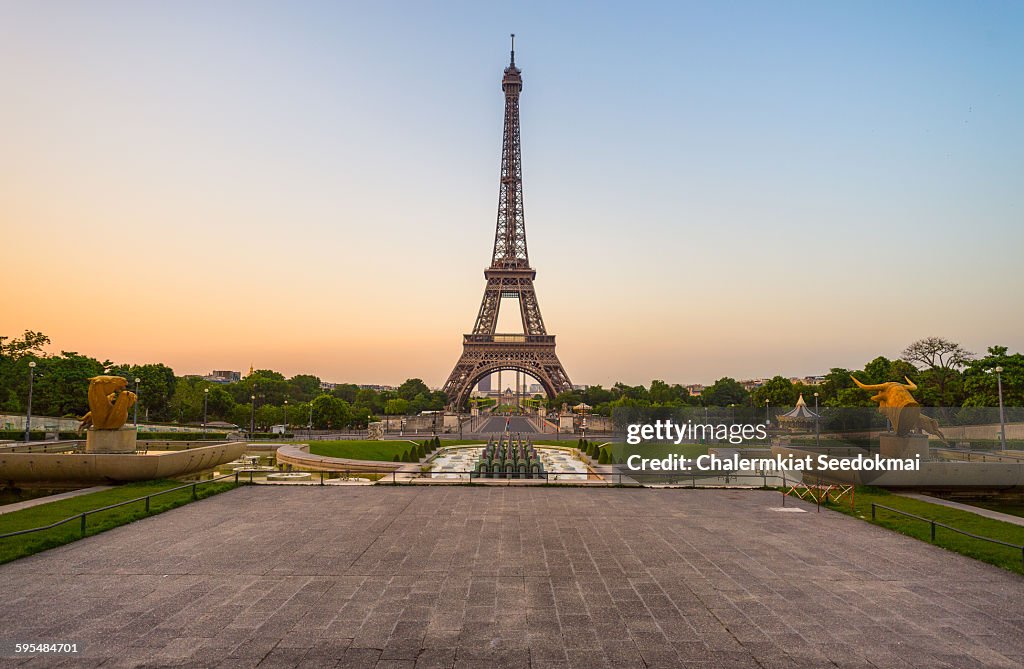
[442,340,572,409]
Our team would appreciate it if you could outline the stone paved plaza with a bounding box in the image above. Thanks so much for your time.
[2,487,1023,668]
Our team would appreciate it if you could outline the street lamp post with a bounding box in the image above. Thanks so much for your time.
[284,399,289,434]
[133,377,141,428]
[813,392,820,449]
[250,394,256,438]
[995,366,1006,451]
[24,361,36,443]
[203,388,209,439]
[765,399,770,423]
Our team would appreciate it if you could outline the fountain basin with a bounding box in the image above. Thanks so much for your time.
[0,441,247,486]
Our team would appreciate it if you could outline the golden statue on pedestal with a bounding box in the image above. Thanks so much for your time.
[850,376,946,442]
[78,375,137,432]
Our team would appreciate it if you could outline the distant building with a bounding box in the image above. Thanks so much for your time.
[205,370,241,384]
[478,374,492,392]
[685,384,704,397]
[528,383,542,394]
[740,379,766,391]
[572,384,590,391]
[320,381,337,391]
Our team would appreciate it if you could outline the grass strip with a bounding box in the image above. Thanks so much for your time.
[0,479,236,564]
[822,486,1024,574]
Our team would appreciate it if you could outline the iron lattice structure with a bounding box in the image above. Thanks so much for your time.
[442,37,573,408]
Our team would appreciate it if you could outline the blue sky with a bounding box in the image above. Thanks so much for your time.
[2,1,1022,385]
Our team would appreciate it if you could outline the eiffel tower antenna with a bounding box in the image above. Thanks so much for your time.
[442,39,572,409]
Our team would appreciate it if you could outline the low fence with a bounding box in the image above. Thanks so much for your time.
[0,474,237,543]
[871,502,1024,567]
[240,468,783,488]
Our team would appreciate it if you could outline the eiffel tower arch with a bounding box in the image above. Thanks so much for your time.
[442,36,573,409]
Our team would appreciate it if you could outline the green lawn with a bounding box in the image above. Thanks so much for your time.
[0,479,236,564]
[823,487,1024,574]
[308,439,485,461]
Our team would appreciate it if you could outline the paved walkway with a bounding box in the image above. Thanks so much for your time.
[0,485,112,515]
[1,487,1023,668]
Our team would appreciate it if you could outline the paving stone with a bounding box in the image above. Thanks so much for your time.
[0,486,1022,669]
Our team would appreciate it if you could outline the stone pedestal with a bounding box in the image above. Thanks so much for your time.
[879,433,929,460]
[470,406,480,417]
[559,413,575,433]
[367,421,384,440]
[443,412,459,432]
[85,427,137,454]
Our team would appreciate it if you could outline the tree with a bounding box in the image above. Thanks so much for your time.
[701,378,749,407]
[901,337,974,371]
[108,363,177,421]
[398,378,430,401]
[649,380,689,405]
[901,337,973,407]
[230,403,253,430]
[256,404,283,430]
[288,374,322,402]
[962,346,1024,408]
[330,383,360,404]
[311,394,352,429]
[385,398,410,415]
[169,378,204,423]
[0,330,50,359]
[34,352,105,417]
[613,382,650,402]
[751,376,797,408]
[205,386,237,420]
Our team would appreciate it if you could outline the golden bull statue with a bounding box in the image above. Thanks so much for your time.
[850,376,946,443]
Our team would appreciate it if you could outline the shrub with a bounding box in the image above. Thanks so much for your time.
[577,438,583,448]
[0,430,44,441]
[417,443,426,459]
[433,436,441,448]
[393,454,401,462]
[139,432,230,441]
[598,448,609,465]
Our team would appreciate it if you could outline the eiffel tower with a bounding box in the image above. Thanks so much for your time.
[442,36,573,408]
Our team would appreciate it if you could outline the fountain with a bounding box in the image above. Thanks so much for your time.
[0,376,245,487]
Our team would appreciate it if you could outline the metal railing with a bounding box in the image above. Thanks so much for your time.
[0,473,237,542]
[0,469,791,545]
[870,502,1024,567]
[238,469,621,485]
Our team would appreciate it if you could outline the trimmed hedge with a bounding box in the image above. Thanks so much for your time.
[139,432,229,441]
[0,430,79,441]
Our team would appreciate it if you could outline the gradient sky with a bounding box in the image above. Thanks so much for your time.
[2,1,1022,387]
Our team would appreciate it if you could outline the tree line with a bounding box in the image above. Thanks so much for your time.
[0,331,446,430]
[546,337,1021,415]
[1,332,1019,428]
